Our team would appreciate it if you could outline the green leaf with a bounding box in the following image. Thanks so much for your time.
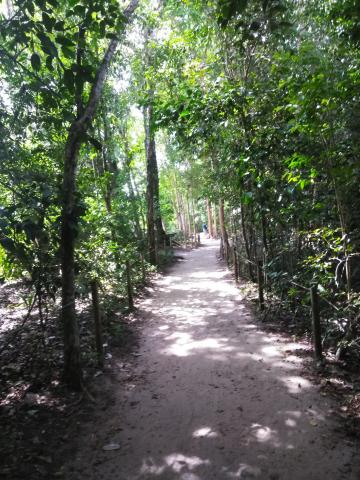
[73,4,86,16]
[99,19,106,37]
[63,68,75,92]
[30,52,41,71]
[61,45,75,59]
[106,32,118,39]
[241,191,254,205]
[26,1,35,16]
[54,20,65,31]
[42,12,55,32]
[56,34,75,47]
[38,32,58,57]
[0,237,16,254]
[34,0,46,9]
[45,55,54,70]
[83,65,94,81]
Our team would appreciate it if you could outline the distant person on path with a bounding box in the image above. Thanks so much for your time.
[202,223,209,238]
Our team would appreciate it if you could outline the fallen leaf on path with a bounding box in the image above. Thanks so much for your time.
[102,443,121,451]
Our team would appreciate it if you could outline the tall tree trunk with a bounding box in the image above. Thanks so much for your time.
[171,171,185,234]
[123,138,143,242]
[61,133,82,389]
[191,195,197,243]
[213,202,218,238]
[60,0,139,389]
[206,198,214,238]
[143,26,166,263]
[219,199,230,261]
[101,108,118,213]
[186,195,192,239]
[144,104,158,265]
[131,172,146,232]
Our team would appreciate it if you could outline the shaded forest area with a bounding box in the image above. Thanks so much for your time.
[1,0,360,477]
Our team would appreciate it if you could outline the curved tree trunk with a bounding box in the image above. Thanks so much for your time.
[60,0,139,389]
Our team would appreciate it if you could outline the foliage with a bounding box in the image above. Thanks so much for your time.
[1,0,360,385]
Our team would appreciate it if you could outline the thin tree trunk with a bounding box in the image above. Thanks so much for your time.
[60,0,139,389]
[91,279,103,368]
[213,202,217,239]
[206,198,214,238]
[126,260,134,310]
[131,172,146,231]
[123,138,143,241]
[186,195,192,240]
[101,108,118,213]
[191,195,197,243]
[219,199,230,262]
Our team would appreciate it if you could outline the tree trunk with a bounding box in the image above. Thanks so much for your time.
[143,25,166,262]
[126,260,134,310]
[144,104,158,265]
[206,198,214,238]
[61,130,83,389]
[91,279,103,368]
[101,107,118,213]
[60,0,139,389]
[213,202,217,238]
[123,138,143,241]
[186,195,192,239]
[191,195,197,243]
[219,199,230,262]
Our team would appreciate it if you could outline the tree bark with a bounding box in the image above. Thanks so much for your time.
[206,198,214,238]
[101,107,118,213]
[144,104,158,265]
[143,56,166,260]
[213,202,218,239]
[219,199,230,262]
[123,137,143,241]
[60,0,139,389]
[91,279,103,368]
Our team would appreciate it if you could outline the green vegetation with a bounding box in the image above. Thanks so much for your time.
[1,0,360,390]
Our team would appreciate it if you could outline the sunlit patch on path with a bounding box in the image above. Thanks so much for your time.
[67,237,358,480]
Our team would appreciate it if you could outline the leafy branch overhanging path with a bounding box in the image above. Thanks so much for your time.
[68,238,357,480]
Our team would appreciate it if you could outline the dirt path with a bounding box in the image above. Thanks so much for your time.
[67,239,358,480]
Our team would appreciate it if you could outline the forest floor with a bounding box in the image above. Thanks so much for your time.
[63,237,359,480]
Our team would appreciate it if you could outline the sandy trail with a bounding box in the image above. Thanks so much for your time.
[68,238,358,480]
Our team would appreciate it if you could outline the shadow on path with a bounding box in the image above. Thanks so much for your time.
[67,239,358,480]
